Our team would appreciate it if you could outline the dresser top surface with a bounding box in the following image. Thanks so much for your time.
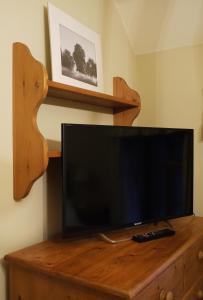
[5,216,203,299]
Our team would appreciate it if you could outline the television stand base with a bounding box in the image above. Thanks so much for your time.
[99,220,175,244]
[153,219,174,230]
[164,219,174,230]
[98,233,132,244]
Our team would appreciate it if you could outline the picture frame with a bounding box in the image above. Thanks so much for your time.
[48,3,103,92]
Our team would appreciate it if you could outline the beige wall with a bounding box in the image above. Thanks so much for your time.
[102,0,136,94]
[135,44,203,216]
[0,1,135,299]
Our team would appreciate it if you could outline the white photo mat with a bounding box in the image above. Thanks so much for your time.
[48,3,103,92]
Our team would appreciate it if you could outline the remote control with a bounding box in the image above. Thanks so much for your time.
[132,228,175,243]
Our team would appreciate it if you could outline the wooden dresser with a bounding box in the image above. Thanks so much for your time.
[5,216,203,300]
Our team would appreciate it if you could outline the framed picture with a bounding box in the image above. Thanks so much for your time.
[48,3,103,92]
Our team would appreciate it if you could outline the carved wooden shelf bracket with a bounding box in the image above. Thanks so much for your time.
[13,43,49,200]
[13,42,141,200]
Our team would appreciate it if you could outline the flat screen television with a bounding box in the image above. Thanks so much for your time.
[62,124,193,238]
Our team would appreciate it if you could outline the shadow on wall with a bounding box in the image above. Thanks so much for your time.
[46,157,62,238]
[200,102,203,142]
[0,160,13,200]
[195,45,203,142]
[1,258,8,300]
[43,5,51,78]
[135,52,158,126]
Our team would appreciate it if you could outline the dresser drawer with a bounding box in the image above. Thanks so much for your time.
[184,237,203,291]
[182,273,203,300]
[135,256,184,300]
[9,265,122,300]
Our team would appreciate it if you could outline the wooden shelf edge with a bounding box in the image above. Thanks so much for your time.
[48,150,61,158]
[47,80,138,109]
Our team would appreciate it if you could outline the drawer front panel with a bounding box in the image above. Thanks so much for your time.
[135,256,184,300]
[9,266,122,300]
[182,273,203,300]
[158,256,184,299]
[184,237,203,291]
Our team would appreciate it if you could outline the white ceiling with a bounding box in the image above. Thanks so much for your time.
[114,0,203,54]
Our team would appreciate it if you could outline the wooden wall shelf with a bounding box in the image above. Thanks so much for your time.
[48,80,138,109]
[48,150,61,158]
[13,42,141,200]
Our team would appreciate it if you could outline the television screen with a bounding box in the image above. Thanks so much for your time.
[62,124,193,237]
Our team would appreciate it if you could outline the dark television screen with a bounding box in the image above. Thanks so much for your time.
[62,124,193,237]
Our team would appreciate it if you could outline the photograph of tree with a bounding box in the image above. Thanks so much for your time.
[60,25,98,87]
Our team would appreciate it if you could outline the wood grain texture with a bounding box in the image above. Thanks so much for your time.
[13,43,48,200]
[182,273,203,299]
[9,266,121,300]
[48,150,61,158]
[135,256,184,300]
[48,80,138,109]
[5,216,203,299]
[113,77,141,126]
[183,236,203,290]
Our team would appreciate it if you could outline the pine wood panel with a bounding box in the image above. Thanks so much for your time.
[135,256,184,300]
[9,265,122,300]
[182,273,203,300]
[13,42,49,200]
[113,77,141,126]
[5,216,203,299]
[48,150,61,158]
[48,80,138,109]
[183,236,203,290]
